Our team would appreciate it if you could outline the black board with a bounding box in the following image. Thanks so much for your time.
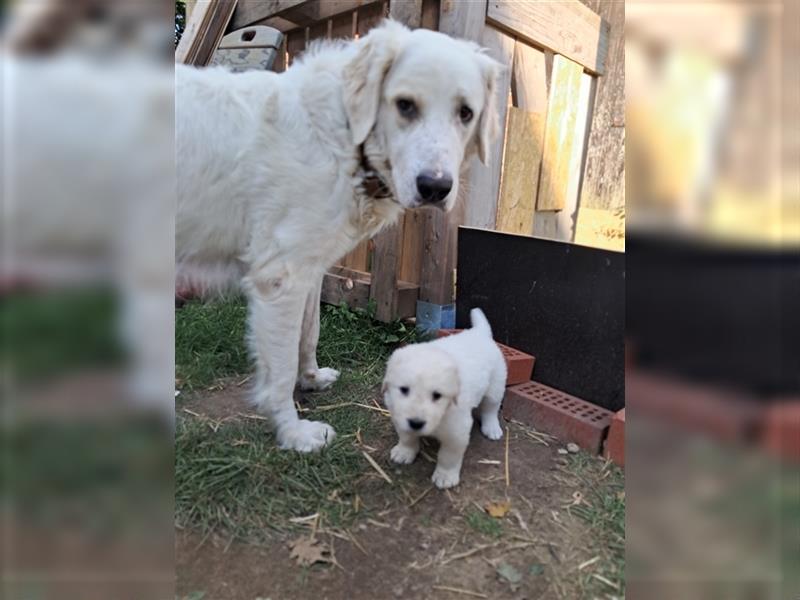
[627,233,800,399]
[456,228,625,412]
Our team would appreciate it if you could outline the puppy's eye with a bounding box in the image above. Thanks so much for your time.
[396,98,418,119]
[459,105,473,124]
[399,386,410,396]
[432,391,442,401]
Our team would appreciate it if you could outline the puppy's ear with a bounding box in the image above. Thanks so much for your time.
[475,53,504,165]
[342,20,407,145]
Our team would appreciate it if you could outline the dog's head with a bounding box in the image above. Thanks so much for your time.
[382,344,460,437]
[343,20,503,210]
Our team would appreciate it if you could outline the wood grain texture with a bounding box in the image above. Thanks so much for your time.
[534,71,594,241]
[321,269,371,310]
[463,26,515,230]
[486,0,609,75]
[176,0,238,65]
[536,54,584,212]
[230,0,307,30]
[578,0,624,212]
[573,206,625,251]
[495,108,543,235]
[494,41,547,235]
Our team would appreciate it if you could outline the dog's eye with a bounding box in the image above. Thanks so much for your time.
[459,105,473,124]
[432,391,442,401]
[399,386,410,396]
[396,98,417,119]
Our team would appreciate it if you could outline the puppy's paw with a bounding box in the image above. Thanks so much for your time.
[481,419,504,441]
[432,467,460,489]
[277,420,336,452]
[298,368,340,391]
[390,443,418,464]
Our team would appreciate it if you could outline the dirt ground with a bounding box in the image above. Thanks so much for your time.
[176,381,624,600]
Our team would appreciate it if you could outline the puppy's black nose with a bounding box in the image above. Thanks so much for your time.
[416,172,453,203]
[408,418,426,431]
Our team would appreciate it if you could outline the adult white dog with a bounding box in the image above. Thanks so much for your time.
[176,20,501,452]
[383,309,507,489]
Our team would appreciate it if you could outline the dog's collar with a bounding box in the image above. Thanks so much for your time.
[357,143,393,200]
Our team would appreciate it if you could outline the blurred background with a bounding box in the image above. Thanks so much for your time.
[2,0,174,598]
[0,0,798,598]
[626,0,798,598]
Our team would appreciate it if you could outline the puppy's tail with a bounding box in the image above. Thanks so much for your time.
[469,308,493,338]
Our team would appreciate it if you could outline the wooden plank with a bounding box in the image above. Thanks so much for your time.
[579,0,624,212]
[272,32,287,71]
[357,1,388,36]
[536,54,584,212]
[494,41,547,234]
[230,0,308,30]
[397,281,420,318]
[463,26,515,230]
[322,270,371,310]
[390,0,423,28]
[339,240,371,271]
[495,108,543,235]
[285,28,306,65]
[399,211,424,283]
[574,207,625,251]
[176,0,238,66]
[534,71,595,241]
[486,0,609,75]
[420,0,440,30]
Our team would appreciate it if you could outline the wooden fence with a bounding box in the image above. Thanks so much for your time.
[207,0,625,321]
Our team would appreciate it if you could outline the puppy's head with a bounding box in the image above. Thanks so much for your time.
[382,344,460,437]
[343,20,503,211]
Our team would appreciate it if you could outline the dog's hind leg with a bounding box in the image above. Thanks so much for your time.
[297,275,340,391]
[478,367,505,441]
[246,274,335,452]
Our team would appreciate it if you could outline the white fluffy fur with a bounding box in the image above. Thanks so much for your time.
[383,309,507,489]
[176,20,502,452]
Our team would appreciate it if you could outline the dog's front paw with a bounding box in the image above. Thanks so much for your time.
[390,443,418,464]
[277,420,336,452]
[432,467,460,489]
[298,368,340,391]
[480,419,504,441]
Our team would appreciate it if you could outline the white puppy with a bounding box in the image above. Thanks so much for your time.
[383,309,507,489]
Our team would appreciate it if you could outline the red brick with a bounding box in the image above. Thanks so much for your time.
[497,343,535,385]
[436,330,535,386]
[761,400,800,462]
[503,381,614,453]
[626,370,761,444]
[604,409,625,467]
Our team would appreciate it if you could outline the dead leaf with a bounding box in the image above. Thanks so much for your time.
[288,536,330,567]
[484,500,511,518]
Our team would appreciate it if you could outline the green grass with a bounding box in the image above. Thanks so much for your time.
[1,287,123,381]
[568,455,625,598]
[465,508,504,539]
[175,299,419,540]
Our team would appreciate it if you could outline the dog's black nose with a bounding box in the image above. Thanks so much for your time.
[416,172,453,203]
[408,418,426,431]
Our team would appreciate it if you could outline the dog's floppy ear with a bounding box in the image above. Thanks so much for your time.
[342,20,407,145]
[475,52,504,165]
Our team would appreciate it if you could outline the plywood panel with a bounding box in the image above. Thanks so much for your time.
[536,55,584,212]
[494,42,547,235]
[495,108,544,234]
[487,0,609,75]
[463,26,515,230]
[535,71,594,241]
[574,206,625,251]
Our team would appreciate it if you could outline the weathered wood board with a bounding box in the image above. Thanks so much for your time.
[486,0,609,75]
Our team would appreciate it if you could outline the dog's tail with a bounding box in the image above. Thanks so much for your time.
[470,308,493,338]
